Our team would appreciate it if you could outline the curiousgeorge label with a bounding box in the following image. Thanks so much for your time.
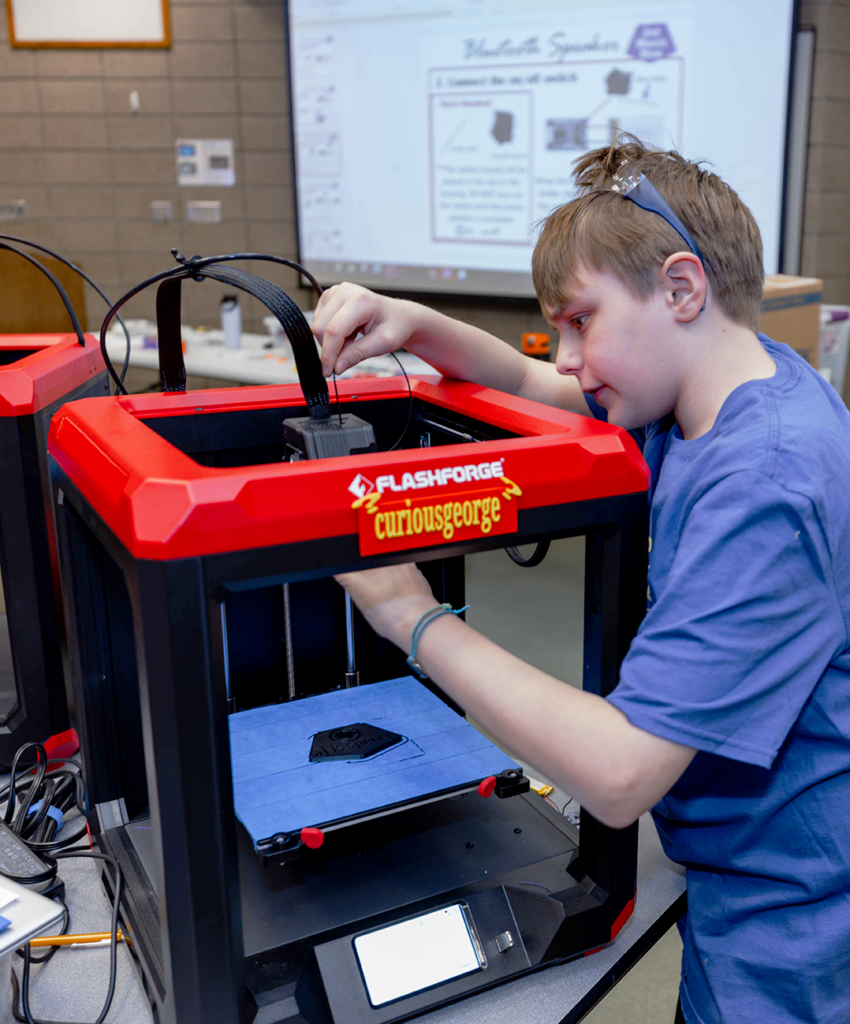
[352,475,522,556]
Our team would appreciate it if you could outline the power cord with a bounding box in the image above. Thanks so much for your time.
[0,244,85,347]
[0,234,131,393]
[1,745,89,855]
[0,742,124,1024]
[19,904,69,967]
[12,851,123,1024]
[387,351,413,451]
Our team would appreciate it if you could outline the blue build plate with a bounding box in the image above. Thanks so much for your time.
[229,676,518,847]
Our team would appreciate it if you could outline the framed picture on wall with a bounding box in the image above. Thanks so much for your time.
[6,0,171,48]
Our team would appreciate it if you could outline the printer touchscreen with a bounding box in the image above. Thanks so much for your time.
[354,904,485,1007]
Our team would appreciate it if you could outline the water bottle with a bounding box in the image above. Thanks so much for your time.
[221,294,241,350]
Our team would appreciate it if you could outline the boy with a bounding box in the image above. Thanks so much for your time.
[311,138,850,1024]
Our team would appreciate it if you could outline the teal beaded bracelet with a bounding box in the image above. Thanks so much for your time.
[406,603,470,681]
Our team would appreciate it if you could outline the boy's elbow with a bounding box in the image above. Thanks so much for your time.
[595,803,642,830]
[584,726,692,829]
[591,767,649,830]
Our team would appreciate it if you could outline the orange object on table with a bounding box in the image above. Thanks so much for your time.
[522,332,551,360]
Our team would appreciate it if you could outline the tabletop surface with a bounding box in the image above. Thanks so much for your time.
[104,321,437,387]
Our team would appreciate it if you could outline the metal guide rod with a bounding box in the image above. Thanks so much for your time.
[345,592,359,687]
[221,604,232,704]
[283,583,296,701]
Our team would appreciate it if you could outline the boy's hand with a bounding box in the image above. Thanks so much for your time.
[335,563,436,651]
[312,283,422,378]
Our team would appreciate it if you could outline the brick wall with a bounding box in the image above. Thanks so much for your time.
[0,0,304,334]
[0,0,548,344]
[1,2,844,345]
[800,0,850,305]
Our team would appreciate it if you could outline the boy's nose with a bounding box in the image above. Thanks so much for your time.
[555,335,583,377]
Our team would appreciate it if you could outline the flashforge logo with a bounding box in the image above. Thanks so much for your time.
[348,473,376,500]
[348,459,506,499]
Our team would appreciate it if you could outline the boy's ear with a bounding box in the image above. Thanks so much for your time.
[659,253,705,323]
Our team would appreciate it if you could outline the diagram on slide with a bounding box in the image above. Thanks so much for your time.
[293,29,347,259]
[428,20,687,246]
[430,92,532,245]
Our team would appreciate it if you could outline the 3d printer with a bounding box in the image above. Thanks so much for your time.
[49,258,648,1024]
[0,236,112,761]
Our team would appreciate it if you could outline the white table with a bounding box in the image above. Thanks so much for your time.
[103,323,436,389]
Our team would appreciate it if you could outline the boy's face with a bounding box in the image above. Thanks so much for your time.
[544,264,681,430]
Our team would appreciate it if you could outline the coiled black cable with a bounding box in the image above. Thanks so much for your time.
[0,763,89,853]
[1,741,123,1024]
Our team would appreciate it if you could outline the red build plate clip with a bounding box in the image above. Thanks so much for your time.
[300,827,325,850]
[478,776,497,798]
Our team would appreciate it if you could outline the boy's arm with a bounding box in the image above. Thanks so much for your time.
[337,563,696,829]
[312,283,590,416]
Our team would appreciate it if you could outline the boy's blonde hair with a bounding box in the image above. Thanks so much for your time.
[532,137,764,330]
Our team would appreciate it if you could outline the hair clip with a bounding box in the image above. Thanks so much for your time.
[609,165,643,196]
[606,163,706,312]
[609,168,706,271]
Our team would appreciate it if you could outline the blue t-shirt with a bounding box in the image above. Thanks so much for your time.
[589,337,850,1024]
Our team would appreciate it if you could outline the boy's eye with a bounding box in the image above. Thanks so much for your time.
[568,314,588,331]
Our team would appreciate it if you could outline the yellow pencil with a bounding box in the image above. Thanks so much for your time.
[30,929,125,948]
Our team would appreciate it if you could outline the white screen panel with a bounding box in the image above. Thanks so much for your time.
[288,0,796,296]
[354,904,483,1006]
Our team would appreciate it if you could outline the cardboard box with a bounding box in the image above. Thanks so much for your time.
[820,305,850,396]
[760,275,823,367]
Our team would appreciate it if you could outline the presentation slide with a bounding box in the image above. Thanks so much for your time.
[288,0,795,297]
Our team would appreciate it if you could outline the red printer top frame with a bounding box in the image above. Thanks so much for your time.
[48,375,649,561]
[0,334,104,417]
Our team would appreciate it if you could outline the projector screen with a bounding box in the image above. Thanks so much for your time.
[286,0,796,298]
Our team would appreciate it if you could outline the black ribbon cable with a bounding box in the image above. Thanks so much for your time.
[105,251,330,417]
[0,242,86,346]
[155,276,188,393]
[197,264,330,417]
